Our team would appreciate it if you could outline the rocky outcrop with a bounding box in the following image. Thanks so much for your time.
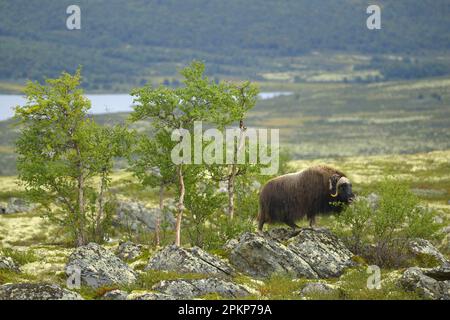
[0,283,83,300]
[400,266,450,300]
[223,239,239,252]
[229,232,318,279]
[0,198,36,214]
[229,228,355,279]
[101,289,176,301]
[114,200,175,232]
[287,228,355,278]
[102,289,129,300]
[116,241,144,261]
[300,282,336,296]
[146,245,235,277]
[442,234,450,255]
[0,255,20,272]
[408,238,449,267]
[65,243,137,289]
[264,228,301,242]
[153,278,251,299]
[0,203,6,214]
[126,291,176,300]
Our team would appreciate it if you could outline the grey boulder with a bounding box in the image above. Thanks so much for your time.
[145,245,235,277]
[0,255,20,272]
[400,266,450,300]
[287,228,355,278]
[2,198,36,214]
[300,282,336,296]
[408,238,449,267]
[114,200,175,232]
[126,291,176,300]
[0,283,83,300]
[102,289,129,300]
[264,228,301,242]
[153,278,250,299]
[229,232,318,279]
[229,228,355,279]
[65,242,137,289]
[223,239,239,252]
[116,241,144,261]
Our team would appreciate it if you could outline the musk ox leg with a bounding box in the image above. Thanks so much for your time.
[308,215,316,229]
[257,214,265,232]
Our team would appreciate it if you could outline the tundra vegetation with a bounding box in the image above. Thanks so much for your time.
[335,179,442,267]
[14,69,133,246]
[129,61,266,246]
[9,63,280,249]
[0,63,448,300]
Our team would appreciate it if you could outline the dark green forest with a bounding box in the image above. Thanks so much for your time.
[1,0,450,89]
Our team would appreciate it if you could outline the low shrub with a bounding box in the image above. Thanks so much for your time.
[335,179,441,267]
[0,247,38,265]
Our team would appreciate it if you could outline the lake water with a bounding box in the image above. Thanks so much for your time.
[0,92,291,121]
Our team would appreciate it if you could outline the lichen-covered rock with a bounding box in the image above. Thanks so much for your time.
[223,239,239,252]
[229,232,318,279]
[0,203,6,214]
[425,265,450,281]
[263,228,301,242]
[287,228,356,278]
[102,289,129,300]
[114,200,175,232]
[65,243,137,289]
[4,198,36,214]
[300,282,336,296]
[400,266,450,300]
[441,234,450,255]
[116,241,144,261]
[127,291,176,300]
[146,245,235,277]
[0,283,83,300]
[0,255,20,272]
[408,238,449,267]
[153,278,251,299]
[229,228,354,279]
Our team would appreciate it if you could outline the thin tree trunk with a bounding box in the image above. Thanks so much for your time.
[156,184,164,247]
[75,145,86,247]
[227,119,246,220]
[95,171,107,242]
[76,172,86,246]
[175,165,185,246]
[228,166,237,220]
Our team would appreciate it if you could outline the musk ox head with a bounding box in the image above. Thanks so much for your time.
[329,174,354,203]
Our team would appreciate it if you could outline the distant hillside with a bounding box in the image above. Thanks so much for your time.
[1,75,449,176]
[0,0,450,90]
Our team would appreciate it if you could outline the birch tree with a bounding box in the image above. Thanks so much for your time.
[15,69,131,246]
[130,61,241,246]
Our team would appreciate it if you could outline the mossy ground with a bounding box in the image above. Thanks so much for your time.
[0,149,449,299]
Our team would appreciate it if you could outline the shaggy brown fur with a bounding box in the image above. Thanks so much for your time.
[258,165,352,231]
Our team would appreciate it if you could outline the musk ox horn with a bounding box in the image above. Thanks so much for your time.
[330,176,350,197]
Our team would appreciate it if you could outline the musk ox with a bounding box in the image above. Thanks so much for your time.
[257,165,354,231]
